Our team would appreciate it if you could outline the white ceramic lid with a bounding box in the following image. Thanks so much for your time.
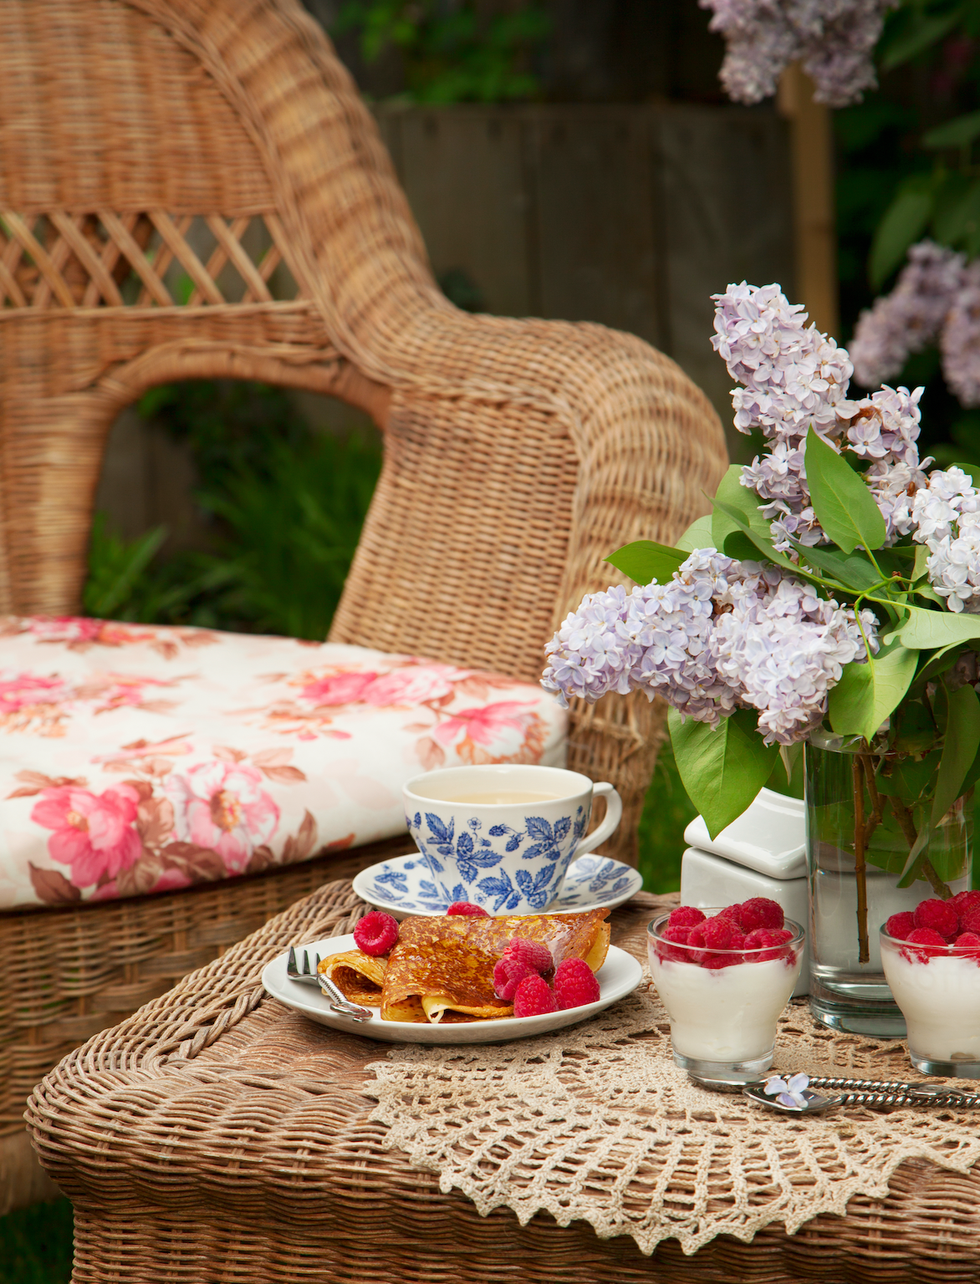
[683,787,806,879]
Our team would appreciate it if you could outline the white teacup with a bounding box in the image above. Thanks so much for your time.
[403,763,623,914]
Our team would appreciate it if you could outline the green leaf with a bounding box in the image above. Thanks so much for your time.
[932,684,980,826]
[804,428,887,554]
[827,636,918,744]
[711,497,825,586]
[668,706,778,840]
[899,605,980,649]
[675,514,714,554]
[606,540,685,585]
[912,543,931,582]
[880,6,964,70]
[933,179,980,249]
[869,181,935,289]
[791,541,882,592]
[710,465,772,550]
[923,110,980,151]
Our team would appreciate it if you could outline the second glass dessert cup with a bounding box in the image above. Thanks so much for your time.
[879,926,980,1078]
[648,911,806,1084]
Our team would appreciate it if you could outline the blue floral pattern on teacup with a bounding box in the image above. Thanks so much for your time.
[406,806,588,912]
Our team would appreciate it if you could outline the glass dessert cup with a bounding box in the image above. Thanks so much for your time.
[647,911,805,1084]
[879,927,980,1078]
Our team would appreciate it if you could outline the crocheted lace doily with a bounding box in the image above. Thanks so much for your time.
[367,980,980,1256]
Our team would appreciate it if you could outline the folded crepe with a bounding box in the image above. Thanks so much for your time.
[388,909,610,1023]
[318,948,388,1007]
[319,909,610,1023]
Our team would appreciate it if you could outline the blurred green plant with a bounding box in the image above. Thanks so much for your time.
[333,0,549,103]
[857,1,980,289]
[0,1197,72,1284]
[84,381,381,638]
[194,432,381,639]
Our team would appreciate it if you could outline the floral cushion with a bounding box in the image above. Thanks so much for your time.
[0,618,567,910]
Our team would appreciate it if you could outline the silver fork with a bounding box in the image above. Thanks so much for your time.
[285,945,374,1022]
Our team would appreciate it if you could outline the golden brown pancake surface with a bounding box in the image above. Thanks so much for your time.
[380,909,610,1023]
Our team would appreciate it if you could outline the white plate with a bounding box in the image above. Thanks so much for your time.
[352,852,643,918]
[262,934,643,1044]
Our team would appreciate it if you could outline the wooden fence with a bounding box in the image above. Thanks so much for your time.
[376,101,794,441]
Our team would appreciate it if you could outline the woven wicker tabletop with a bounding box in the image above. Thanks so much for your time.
[26,880,980,1284]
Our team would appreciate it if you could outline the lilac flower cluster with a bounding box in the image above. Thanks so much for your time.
[541,549,875,745]
[712,283,930,549]
[912,467,980,613]
[941,262,980,408]
[849,242,980,409]
[699,0,897,107]
[850,243,966,387]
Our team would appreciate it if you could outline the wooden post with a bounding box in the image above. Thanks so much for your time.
[777,63,840,337]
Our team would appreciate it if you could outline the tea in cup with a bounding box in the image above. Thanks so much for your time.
[403,763,622,914]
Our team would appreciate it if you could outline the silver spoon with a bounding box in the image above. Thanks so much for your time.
[689,1071,979,1113]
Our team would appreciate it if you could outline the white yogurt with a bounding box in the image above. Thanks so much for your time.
[648,949,802,1061]
[880,944,980,1060]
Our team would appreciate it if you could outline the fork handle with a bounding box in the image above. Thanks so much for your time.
[316,973,374,1022]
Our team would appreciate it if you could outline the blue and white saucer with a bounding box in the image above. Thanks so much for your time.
[352,852,643,918]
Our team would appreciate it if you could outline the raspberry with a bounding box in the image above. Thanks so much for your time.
[885,911,915,941]
[512,974,558,1017]
[953,932,980,955]
[738,897,785,932]
[701,916,736,950]
[446,901,490,917]
[717,904,744,927]
[913,898,958,939]
[950,890,980,921]
[503,938,554,975]
[553,957,601,1009]
[962,905,980,935]
[744,927,793,961]
[667,906,706,930]
[664,924,691,945]
[905,926,948,959]
[687,924,707,949]
[353,910,399,956]
[493,956,535,1000]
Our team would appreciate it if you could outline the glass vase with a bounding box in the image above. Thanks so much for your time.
[805,730,974,1037]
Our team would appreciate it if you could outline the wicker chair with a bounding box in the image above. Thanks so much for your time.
[0,0,727,1211]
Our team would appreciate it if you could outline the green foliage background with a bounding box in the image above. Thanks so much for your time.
[837,0,980,457]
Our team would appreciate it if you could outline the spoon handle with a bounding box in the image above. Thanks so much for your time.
[804,1075,980,1108]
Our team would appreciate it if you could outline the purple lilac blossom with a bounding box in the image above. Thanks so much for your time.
[712,282,929,550]
[700,0,897,107]
[849,242,965,389]
[912,467,980,612]
[542,548,875,745]
[940,261,980,409]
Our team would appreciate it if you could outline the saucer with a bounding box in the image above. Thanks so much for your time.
[352,852,643,917]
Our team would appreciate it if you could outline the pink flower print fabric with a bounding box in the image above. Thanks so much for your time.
[32,783,142,887]
[165,761,280,875]
[0,618,567,909]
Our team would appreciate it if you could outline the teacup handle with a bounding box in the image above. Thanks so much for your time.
[574,782,623,857]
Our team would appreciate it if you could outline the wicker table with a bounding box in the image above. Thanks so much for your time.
[27,881,980,1284]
